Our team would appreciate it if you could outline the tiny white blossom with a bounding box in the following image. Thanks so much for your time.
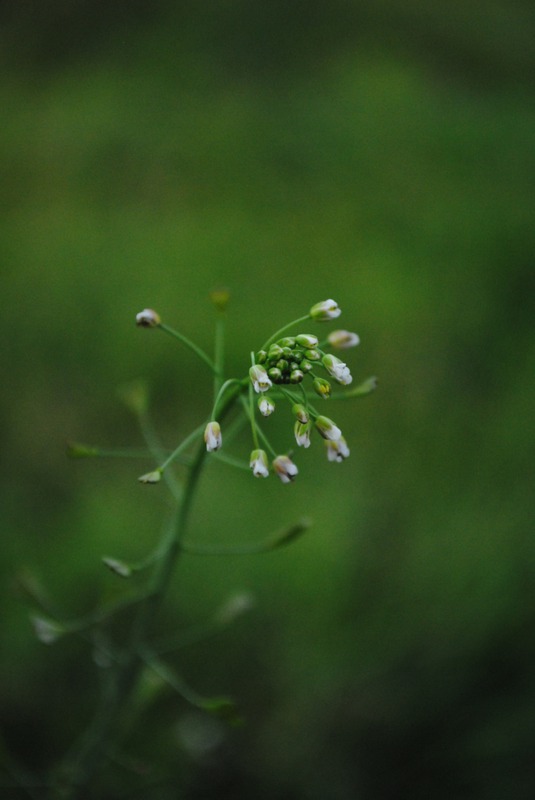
[135,308,161,327]
[309,299,341,321]
[258,395,275,417]
[204,421,222,452]
[322,354,353,385]
[250,449,269,478]
[294,421,311,448]
[249,364,272,393]
[327,330,360,349]
[326,437,350,462]
[315,415,342,441]
[273,455,298,484]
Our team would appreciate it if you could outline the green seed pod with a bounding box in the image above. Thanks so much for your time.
[268,344,283,360]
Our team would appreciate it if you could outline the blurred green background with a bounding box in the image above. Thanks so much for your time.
[1,1,534,797]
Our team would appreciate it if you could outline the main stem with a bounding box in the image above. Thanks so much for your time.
[55,384,243,799]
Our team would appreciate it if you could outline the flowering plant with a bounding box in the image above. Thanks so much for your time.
[29,293,375,797]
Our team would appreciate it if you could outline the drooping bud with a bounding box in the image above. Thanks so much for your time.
[309,299,341,321]
[258,395,275,417]
[272,455,299,484]
[292,404,310,424]
[325,436,350,462]
[249,364,272,393]
[327,330,360,349]
[294,421,312,448]
[322,354,353,385]
[204,421,222,452]
[135,308,161,327]
[315,415,342,441]
[313,377,332,399]
[249,449,269,478]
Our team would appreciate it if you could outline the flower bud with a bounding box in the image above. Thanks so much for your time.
[249,364,272,393]
[309,299,341,321]
[135,308,161,327]
[204,421,222,452]
[250,449,269,478]
[300,359,313,373]
[325,437,350,462]
[315,415,342,441]
[313,377,332,399]
[258,395,275,417]
[209,287,230,311]
[268,367,282,382]
[278,337,296,348]
[272,455,299,484]
[304,348,321,361]
[292,404,310,423]
[268,344,283,360]
[295,334,319,348]
[327,329,360,349]
[138,469,162,484]
[290,369,304,384]
[294,421,311,448]
[322,354,353,385]
[256,350,268,364]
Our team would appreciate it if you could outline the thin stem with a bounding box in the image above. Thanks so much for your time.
[213,313,226,396]
[57,381,245,798]
[158,322,216,372]
[260,314,310,352]
[159,423,205,473]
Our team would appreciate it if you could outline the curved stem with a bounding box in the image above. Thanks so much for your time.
[260,314,310,352]
[158,323,216,372]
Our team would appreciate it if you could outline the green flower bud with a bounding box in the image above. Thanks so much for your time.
[278,337,296,347]
[296,334,319,348]
[309,299,341,321]
[268,367,282,382]
[300,359,313,372]
[313,377,332,399]
[290,369,304,384]
[268,344,283,360]
[256,350,268,364]
[276,359,289,372]
[304,348,321,361]
[135,308,161,327]
[292,403,310,423]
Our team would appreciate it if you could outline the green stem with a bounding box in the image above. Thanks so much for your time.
[213,313,225,396]
[158,323,216,372]
[55,382,244,798]
[260,314,310,352]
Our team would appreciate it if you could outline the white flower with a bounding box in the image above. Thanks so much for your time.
[250,449,269,478]
[309,299,341,321]
[315,415,342,441]
[327,330,360,349]
[135,308,161,327]
[258,395,275,417]
[294,421,311,448]
[249,364,272,393]
[272,455,298,484]
[204,421,222,452]
[322,354,353,385]
[326,437,350,462]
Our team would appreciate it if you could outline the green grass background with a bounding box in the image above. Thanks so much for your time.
[1,1,534,797]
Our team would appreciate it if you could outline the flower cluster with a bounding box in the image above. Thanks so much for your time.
[142,298,370,488]
[241,299,360,484]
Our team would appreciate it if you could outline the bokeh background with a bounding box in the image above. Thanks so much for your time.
[1,1,534,797]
